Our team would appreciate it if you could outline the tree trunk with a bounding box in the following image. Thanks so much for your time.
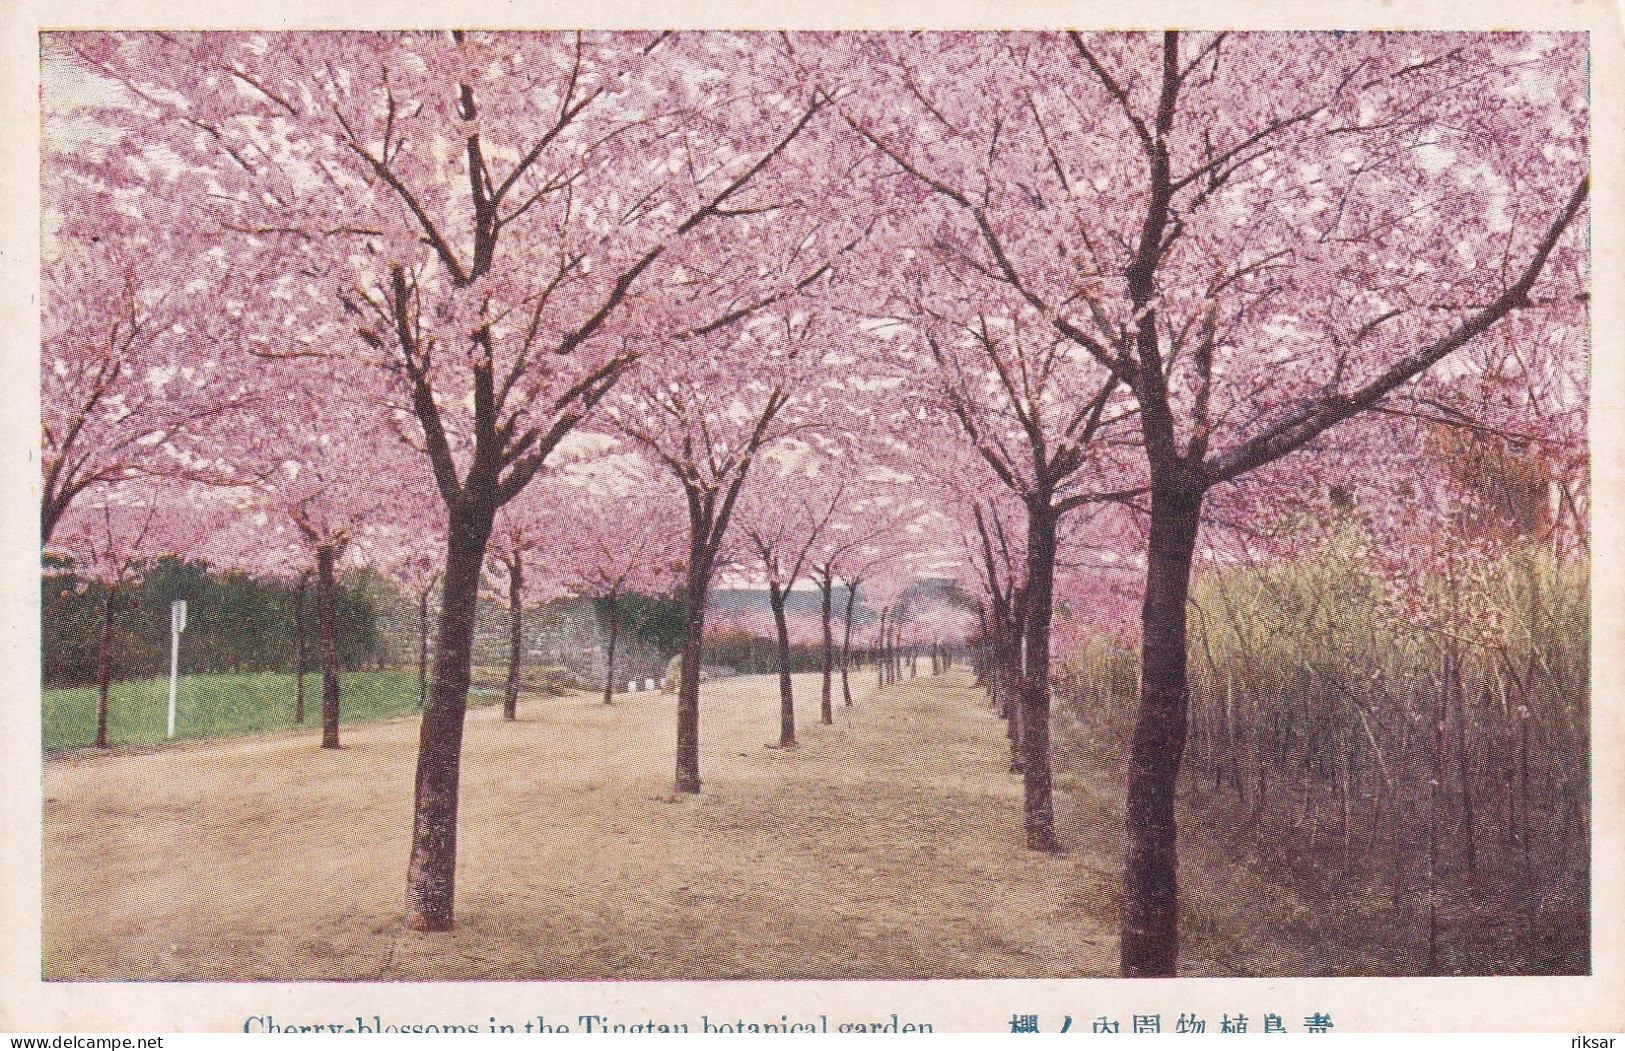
[974,608,990,689]
[1019,499,1061,853]
[1450,646,1476,880]
[1001,603,1022,721]
[876,608,889,688]
[1427,683,1444,973]
[1007,670,1024,774]
[889,616,901,685]
[818,575,835,724]
[1121,481,1204,977]
[676,543,713,794]
[503,554,523,721]
[771,581,796,748]
[95,582,116,749]
[404,503,495,932]
[886,618,895,685]
[417,581,432,710]
[316,544,341,751]
[294,573,308,724]
[602,591,619,705]
[999,594,1026,774]
[840,581,857,707]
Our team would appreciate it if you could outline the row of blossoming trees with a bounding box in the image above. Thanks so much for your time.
[42,31,1587,976]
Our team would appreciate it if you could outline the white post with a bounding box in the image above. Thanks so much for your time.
[167,600,187,738]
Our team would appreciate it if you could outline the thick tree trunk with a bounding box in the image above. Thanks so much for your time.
[602,592,619,706]
[840,582,856,708]
[818,576,834,724]
[503,555,523,721]
[1121,482,1204,977]
[771,582,796,748]
[676,546,713,794]
[404,504,495,932]
[1019,500,1061,853]
[294,573,308,724]
[316,544,341,751]
[1448,644,1476,880]
[95,583,116,749]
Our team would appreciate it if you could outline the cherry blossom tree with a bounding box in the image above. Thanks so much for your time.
[545,454,684,704]
[54,29,865,930]
[834,37,1154,854]
[608,304,850,791]
[848,554,924,690]
[484,488,571,722]
[798,462,932,722]
[214,364,416,750]
[837,30,1588,975]
[955,485,1031,768]
[49,492,161,750]
[44,29,1587,968]
[730,460,845,747]
[39,219,248,548]
[372,528,449,709]
[48,481,237,748]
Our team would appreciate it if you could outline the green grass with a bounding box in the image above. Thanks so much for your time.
[41,670,501,753]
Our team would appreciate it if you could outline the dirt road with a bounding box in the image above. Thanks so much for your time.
[42,670,1118,980]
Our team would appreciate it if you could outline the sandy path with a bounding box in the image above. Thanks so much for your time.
[42,670,1118,980]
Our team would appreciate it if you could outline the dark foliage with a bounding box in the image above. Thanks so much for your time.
[43,556,381,688]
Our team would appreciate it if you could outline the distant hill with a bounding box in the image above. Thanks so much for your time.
[706,577,968,623]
